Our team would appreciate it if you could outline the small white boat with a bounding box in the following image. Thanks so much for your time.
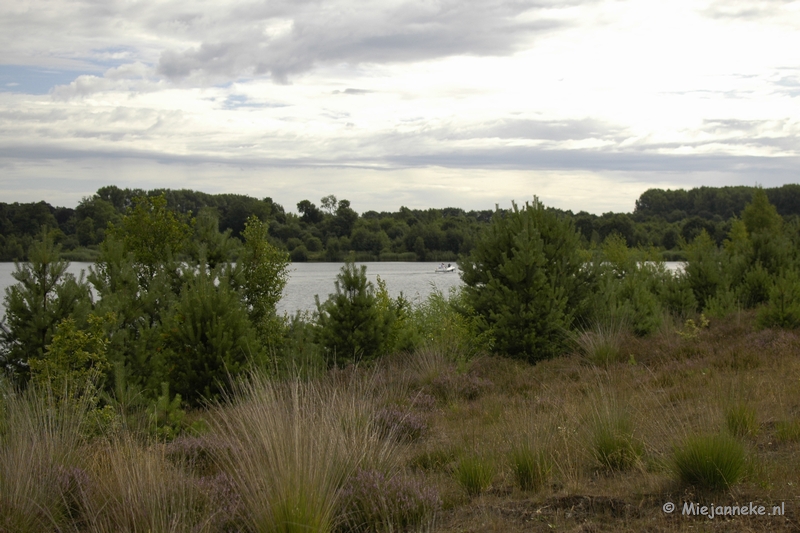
[435,264,456,273]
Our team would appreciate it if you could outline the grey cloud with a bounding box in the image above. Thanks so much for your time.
[155,0,574,83]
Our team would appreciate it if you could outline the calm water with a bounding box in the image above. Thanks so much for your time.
[0,260,686,320]
[0,261,464,318]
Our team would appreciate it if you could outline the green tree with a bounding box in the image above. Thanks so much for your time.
[107,194,191,284]
[238,215,290,349]
[1,228,91,383]
[459,199,592,361]
[315,261,394,366]
[161,264,263,405]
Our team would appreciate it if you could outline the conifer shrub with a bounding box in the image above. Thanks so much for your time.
[161,264,263,406]
[315,261,394,367]
[460,198,592,362]
[672,433,746,491]
[756,270,800,329]
[1,227,92,384]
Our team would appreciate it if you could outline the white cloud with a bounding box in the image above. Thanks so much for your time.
[0,0,799,213]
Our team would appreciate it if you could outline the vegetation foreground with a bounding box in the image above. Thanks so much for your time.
[2,311,800,532]
[3,187,800,531]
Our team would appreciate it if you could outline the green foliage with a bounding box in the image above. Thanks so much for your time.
[1,227,91,383]
[89,234,175,396]
[672,433,747,491]
[239,215,289,349]
[161,264,263,406]
[742,187,782,236]
[676,314,709,341]
[315,261,394,366]
[29,314,113,401]
[683,230,728,311]
[148,383,187,440]
[108,194,191,283]
[460,198,591,361]
[756,270,800,329]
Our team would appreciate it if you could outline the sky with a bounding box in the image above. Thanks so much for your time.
[1,0,799,215]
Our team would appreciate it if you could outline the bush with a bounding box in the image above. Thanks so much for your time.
[315,261,394,367]
[756,270,800,329]
[672,433,747,491]
[460,198,592,361]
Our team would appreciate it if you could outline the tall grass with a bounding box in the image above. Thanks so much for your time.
[81,438,213,533]
[587,397,644,472]
[573,322,628,366]
[208,372,400,533]
[0,383,89,533]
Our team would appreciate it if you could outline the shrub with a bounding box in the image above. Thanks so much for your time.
[756,270,800,329]
[460,198,592,362]
[672,433,747,491]
[315,261,394,367]
[339,468,440,532]
[455,454,495,496]
[509,444,552,491]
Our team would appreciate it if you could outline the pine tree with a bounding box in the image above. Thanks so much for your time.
[1,227,91,383]
[315,261,393,366]
[459,198,591,362]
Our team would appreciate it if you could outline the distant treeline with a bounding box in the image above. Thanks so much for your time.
[2,184,799,262]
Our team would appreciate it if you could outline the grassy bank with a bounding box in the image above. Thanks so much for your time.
[2,310,800,532]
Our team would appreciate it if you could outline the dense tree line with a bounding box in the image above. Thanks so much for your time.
[3,184,800,262]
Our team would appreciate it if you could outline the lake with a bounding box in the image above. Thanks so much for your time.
[0,260,686,320]
[0,261,464,319]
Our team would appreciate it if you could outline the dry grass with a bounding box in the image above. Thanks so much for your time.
[3,310,800,532]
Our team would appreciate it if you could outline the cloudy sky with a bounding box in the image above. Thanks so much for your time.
[1,0,799,214]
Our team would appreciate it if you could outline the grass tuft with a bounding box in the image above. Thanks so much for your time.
[672,433,747,491]
[455,453,495,496]
[724,402,759,438]
[509,443,552,491]
[574,322,627,366]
